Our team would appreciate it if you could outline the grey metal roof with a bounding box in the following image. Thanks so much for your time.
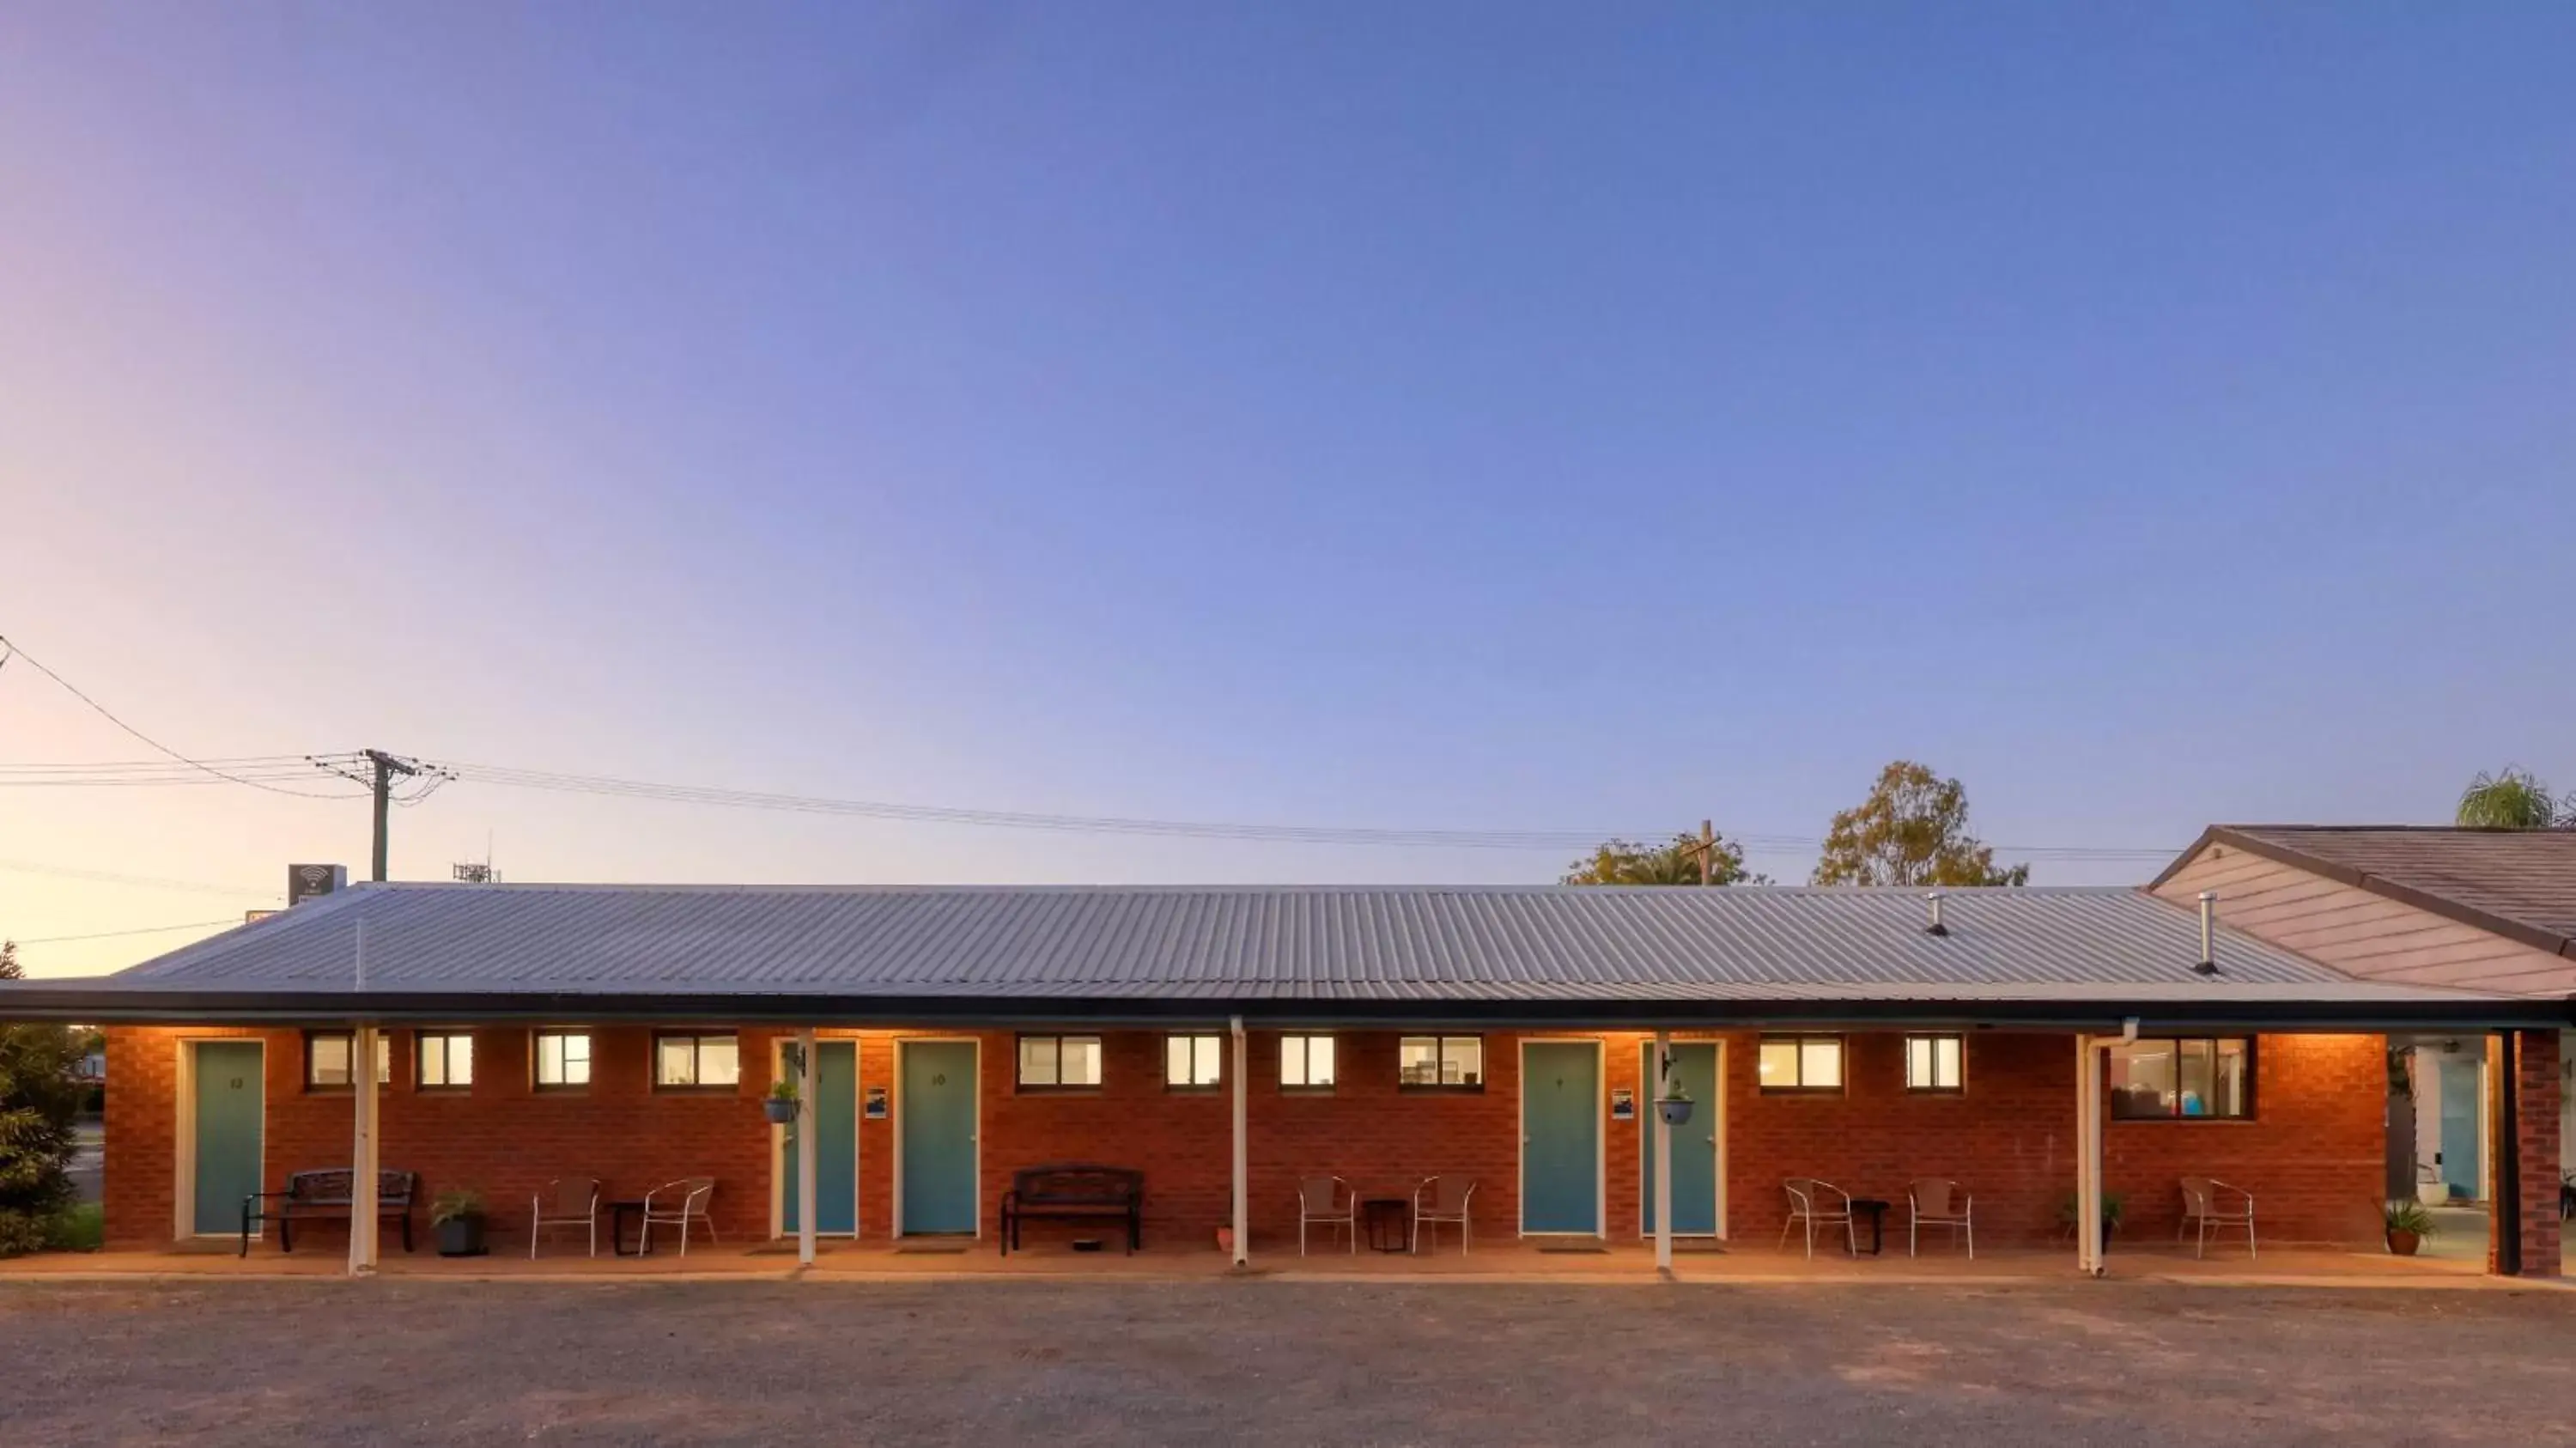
[52,881,2524,1013]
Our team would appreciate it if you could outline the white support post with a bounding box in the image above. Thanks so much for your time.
[1652,1030,1674,1275]
[349,1024,380,1276]
[1230,1016,1249,1268]
[796,1027,818,1267]
[2075,1033,2101,1277]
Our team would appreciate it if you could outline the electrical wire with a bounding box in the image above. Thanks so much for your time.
[0,859,282,900]
[435,759,2181,860]
[9,917,246,946]
[0,636,369,800]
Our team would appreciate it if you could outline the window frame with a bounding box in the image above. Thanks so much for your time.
[532,1029,593,1092]
[1279,1033,1337,1092]
[651,1031,743,1094]
[1904,1033,1966,1095]
[1756,1033,1846,1095]
[2107,1035,2257,1122]
[415,1030,476,1092]
[1014,1032,1105,1092]
[302,1029,390,1092]
[1163,1033,1224,1092]
[1396,1035,1486,1093]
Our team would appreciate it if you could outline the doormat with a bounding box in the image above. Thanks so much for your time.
[895,1243,971,1255]
[1674,1241,1729,1254]
[1537,1244,1613,1255]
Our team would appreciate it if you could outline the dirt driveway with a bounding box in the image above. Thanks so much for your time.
[2,1279,2567,1446]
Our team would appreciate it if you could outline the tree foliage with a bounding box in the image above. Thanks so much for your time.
[0,940,85,1256]
[1563,830,1765,885]
[2455,767,2566,830]
[1811,761,2030,886]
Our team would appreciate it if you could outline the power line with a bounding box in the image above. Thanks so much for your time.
[0,859,281,901]
[9,917,245,946]
[434,759,2182,860]
[0,634,368,800]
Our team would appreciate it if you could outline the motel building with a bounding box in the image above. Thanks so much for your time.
[4,861,2567,1282]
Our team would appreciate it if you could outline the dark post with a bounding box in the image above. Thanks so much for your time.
[2494,1031,2522,1278]
[362,749,418,884]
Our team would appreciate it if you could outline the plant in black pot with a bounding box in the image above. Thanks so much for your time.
[2057,1190,2125,1251]
[2382,1197,2438,1256]
[1654,1077,1695,1128]
[431,1188,489,1257]
[764,1079,799,1125]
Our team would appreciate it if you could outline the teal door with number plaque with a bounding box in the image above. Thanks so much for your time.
[1640,1042,1719,1236]
[191,1041,264,1237]
[781,1041,857,1235]
[901,1041,978,1234]
[1522,1041,1601,1234]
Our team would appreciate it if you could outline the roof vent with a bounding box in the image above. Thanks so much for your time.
[2191,890,2220,976]
[1923,890,1949,937]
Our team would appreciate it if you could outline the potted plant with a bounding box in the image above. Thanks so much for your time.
[2057,1190,2125,1251]
[1654,1079,1695,1128]
[431,1187,489,1257]
[2383,1197,2438,1256]
[764,1079,799,1125]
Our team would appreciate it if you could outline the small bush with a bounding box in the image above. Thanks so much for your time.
[43,1202,102,1252]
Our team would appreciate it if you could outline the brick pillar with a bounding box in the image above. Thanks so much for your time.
[2488,1030,2563,1279]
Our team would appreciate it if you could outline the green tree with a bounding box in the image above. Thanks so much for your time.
[0,940,85,1256]
[1563,830,1764,885]
[1811,760,2030,886]
[2455,767,2562,829]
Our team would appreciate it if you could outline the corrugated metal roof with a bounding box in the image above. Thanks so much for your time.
[77,881,2478,1006]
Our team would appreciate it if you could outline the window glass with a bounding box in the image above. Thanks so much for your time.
[2109,1037,2251,1120]
[418,1032,474,1089]
[1398,1036,1482,1088]
[1905,1034,1964,1092]
[1018,1035,1103,1088]
[308,1033,351,1089]
[1281,1034,1335,1088]
[1759,1035,1844,1092]
[1167,1035,1222,1087]
[659,1037,697,1086]
[654,1034,740,1088]
[536,1031,592,1088]
[699,1036,740,1087]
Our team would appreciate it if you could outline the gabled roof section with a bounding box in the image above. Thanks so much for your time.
[2153,826,2576,961]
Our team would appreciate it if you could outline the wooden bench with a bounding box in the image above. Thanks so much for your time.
[999,1164,1143,1256]
[240,1169,419,1256]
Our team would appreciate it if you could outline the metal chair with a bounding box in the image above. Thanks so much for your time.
[1907,1177,1973,1259]
[1780,1178,1856,1258]
[530,1177,601,1259]
[2178,1177,2255,1258]
[1412,1176,1476,1254]
[641,1177,719,1257]
[1297,1175,1357,1256]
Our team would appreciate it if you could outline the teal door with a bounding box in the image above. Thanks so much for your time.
[782,1041,858,1235]
[900,1041,978,1234]
[2438,1055,2481,1201]
[1522,1041,1601,1234]
[1641,1042,1719,1236]
[191,1041,264,1237]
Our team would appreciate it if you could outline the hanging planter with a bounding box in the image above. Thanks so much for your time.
[1655,1094,1695,1127]
[764,1080,799,1124]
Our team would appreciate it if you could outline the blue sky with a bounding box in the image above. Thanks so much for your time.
[4,3,2573,973]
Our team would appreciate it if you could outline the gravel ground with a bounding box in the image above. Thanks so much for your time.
[2,1280,2568,1446]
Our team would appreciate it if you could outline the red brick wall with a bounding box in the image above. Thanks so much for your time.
[104,1024,2392,1254]
[105,1025,776,1250]
[2494,1030,2563,1278]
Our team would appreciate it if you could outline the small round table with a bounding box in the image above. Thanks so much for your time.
[1361,1197,1411,1252]
[1848,1199,1891,1256]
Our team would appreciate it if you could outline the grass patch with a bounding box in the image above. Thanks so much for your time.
[44,1203,103,1253]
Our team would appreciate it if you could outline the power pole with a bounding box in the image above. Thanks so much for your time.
[1697,818,1715,885]
[365,751,417,882]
